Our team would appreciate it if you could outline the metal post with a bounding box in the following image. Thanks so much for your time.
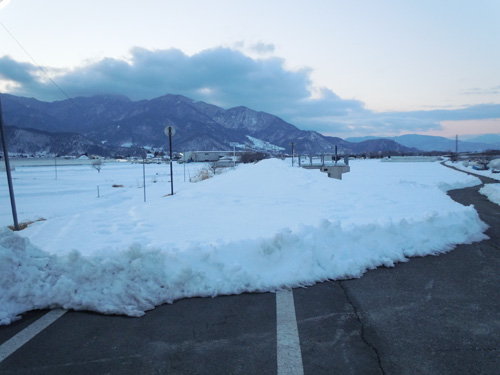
[169,127,174,195]
[290,142,295,166]
[230,142,238,168]
[183,153,186,182]
[0,98,19,230]
[54,155,58,180]
[143,158,146,202]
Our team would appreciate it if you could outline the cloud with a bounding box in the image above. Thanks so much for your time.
[460,85,500,95]
[307,114,444,138]
[322,104,500,137]
[0,47,364,123]
[0,56,38,85]
[249,42,275,55]
[1,47,499,138]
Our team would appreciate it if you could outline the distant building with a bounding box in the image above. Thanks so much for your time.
[182,151,243,163]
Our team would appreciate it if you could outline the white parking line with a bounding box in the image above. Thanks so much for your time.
[0,309,67,363]
[276,289,304,375]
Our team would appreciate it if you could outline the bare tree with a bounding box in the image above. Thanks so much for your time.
[209,162,220,175]
[92,159,103,173]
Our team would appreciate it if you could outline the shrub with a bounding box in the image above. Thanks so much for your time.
[191,164,225,182]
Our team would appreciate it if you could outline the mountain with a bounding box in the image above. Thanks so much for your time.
[462,134,500,144]
[346,134,500,152]
[343,136,380,143]
[2,126,146,157]
[1,93,418,156]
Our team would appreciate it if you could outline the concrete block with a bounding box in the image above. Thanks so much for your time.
[320,165,350,180]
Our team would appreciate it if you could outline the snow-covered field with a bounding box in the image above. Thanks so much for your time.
[0,159,488,325]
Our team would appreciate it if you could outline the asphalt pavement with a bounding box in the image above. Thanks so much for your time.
[0,167,499,374]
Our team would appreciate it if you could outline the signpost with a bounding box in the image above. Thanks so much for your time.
[164,126,175,195]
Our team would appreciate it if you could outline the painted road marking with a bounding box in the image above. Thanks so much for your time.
[0,309,67,363]
[276,289,304,375]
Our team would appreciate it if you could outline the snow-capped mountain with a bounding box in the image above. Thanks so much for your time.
[1,93,418,156]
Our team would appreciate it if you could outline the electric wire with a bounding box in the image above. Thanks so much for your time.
[0,20,73,101]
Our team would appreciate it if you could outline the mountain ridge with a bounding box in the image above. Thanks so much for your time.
[346,133,500,152]
[2,93,421,156]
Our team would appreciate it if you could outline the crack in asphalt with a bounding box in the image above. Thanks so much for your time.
[338,280,386,375]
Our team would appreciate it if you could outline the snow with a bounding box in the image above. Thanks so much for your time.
[246,135,285,152]
[444,160,500,181]
[479,184,500,206]
[489,158,500,170]
[0,159,488,325]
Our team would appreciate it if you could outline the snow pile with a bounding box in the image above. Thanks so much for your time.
[488,158,500,170]
[479,184,500,206]
[445,160,500,181]
[0,159,488,325]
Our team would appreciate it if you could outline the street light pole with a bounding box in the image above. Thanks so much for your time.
[0,97,19,230]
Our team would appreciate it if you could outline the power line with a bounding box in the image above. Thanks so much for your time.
[0,20,73,101]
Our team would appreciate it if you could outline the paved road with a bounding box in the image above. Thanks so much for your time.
[1,169,499,374]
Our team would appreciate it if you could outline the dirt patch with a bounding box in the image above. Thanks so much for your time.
[8,218,46,231]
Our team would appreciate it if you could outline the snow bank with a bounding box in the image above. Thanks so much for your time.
[0,159,488,325]
[479,184,500,206]
[0,208,487,325]
[445,160,500,181]
[488,158,500,170]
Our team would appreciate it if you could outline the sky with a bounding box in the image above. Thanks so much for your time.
[0,0,499,139]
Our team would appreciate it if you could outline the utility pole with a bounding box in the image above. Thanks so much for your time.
[0,97,19,230]
[164,126,175,195]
